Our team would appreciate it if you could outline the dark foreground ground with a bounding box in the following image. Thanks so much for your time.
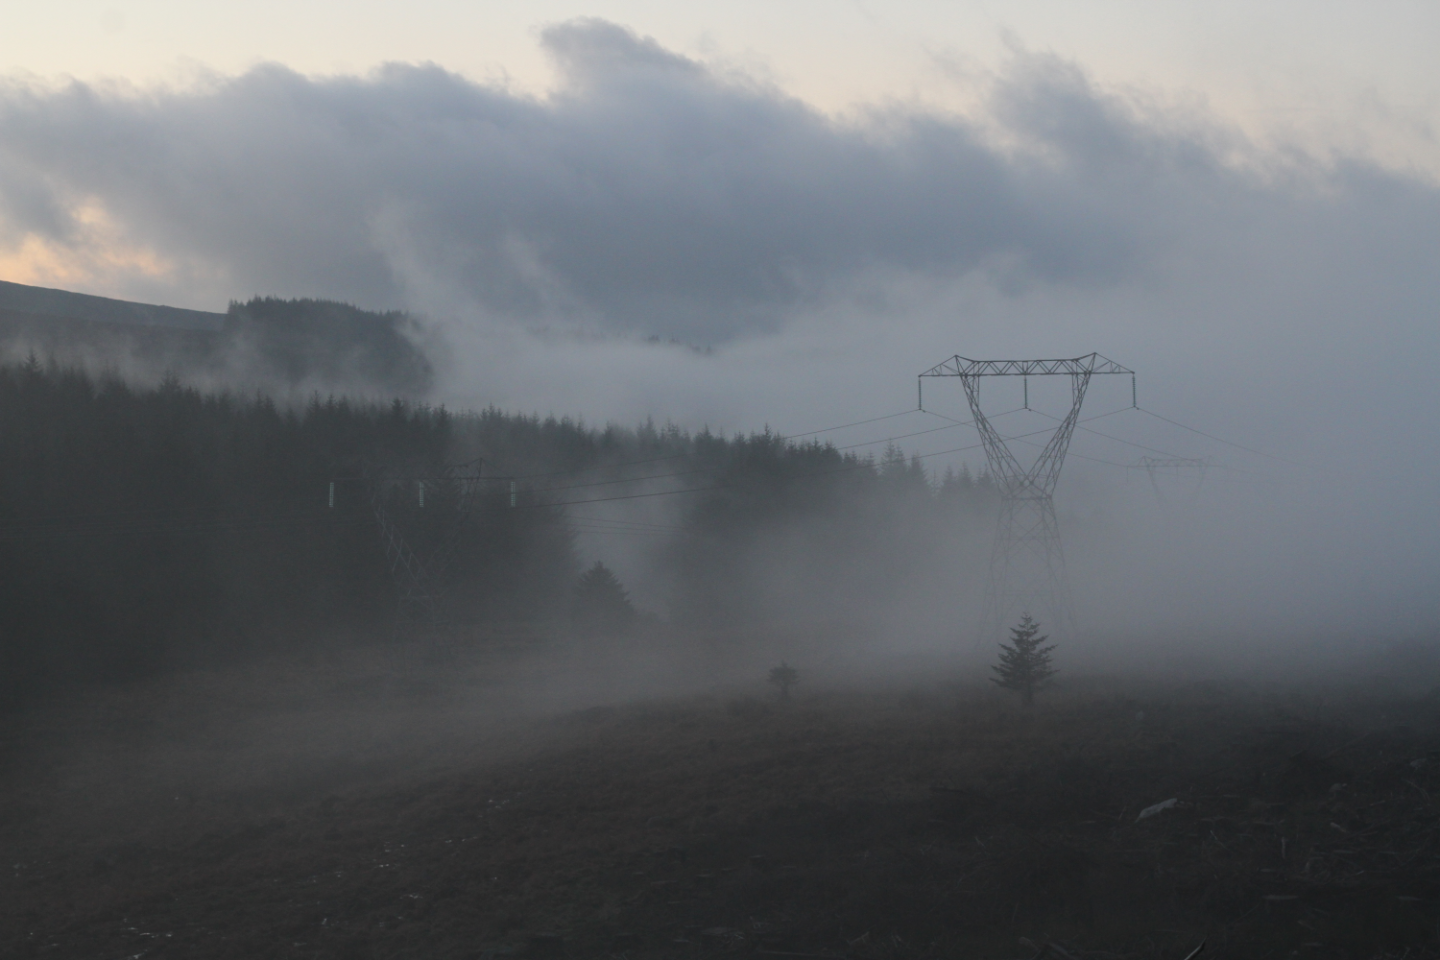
[2,637,1438,960]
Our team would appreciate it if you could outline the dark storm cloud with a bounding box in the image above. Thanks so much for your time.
[0,19,1251,339]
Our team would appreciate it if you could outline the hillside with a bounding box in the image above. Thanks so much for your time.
[0,282,432,396]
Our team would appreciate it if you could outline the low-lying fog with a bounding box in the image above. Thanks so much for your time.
[0,20,1436,669]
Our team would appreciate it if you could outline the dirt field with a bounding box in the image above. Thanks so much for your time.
[2,634,1438,960]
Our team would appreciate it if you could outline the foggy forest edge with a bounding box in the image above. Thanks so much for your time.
[0,354,1002,708]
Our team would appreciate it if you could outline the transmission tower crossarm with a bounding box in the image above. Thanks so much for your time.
[919,353,1133,378]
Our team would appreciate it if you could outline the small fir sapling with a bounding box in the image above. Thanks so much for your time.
[991,613,1056,706]
[569,561,637,636]
[768,661,799,700]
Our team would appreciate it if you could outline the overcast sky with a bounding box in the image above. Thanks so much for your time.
[1,4,1438,636]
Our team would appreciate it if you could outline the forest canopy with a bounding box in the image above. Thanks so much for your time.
[0,360,996,708]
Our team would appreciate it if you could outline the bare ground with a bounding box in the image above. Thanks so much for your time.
[2,632,1438,960]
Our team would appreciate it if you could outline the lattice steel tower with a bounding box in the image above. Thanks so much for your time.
[364,467,488,655]
[1135,456,1208,503]
[919,353,1134,640]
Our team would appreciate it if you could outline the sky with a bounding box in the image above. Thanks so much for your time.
[4,2,1439,163]
[1,2,1438,637]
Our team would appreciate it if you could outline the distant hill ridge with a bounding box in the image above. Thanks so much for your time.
[0,279,225,330]
[0,281,432,396]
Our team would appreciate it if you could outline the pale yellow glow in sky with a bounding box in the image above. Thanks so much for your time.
[0,199,176,293]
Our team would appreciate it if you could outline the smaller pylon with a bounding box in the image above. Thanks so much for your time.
[365,468,487,659]
[1135,456,1208,503]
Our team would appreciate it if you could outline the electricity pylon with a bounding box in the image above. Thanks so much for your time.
[1134,456,1208,503]
[919,353,1134,641]
[364,467,488,656]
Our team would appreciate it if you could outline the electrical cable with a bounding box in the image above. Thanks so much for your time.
[1135,407,1315,469]
[1006,435,1132,469]
[1015,408,1278,484]
[460,409,924,483]
[835,408,1028,449]
[525,435,1009,509]
[834,421,966,450]
[0,412,1172,538]
[10,401,1308,538]
[1082,425,1271,476]
[782,409,921,438]
[1,413,947,538]
[1027,408,1196,461]
[1080,405,1140,424]
[831,409,1018,450]
[1077,426,1197,461]
[523,408,1000,494]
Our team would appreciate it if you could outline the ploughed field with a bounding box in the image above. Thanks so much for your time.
[2,639,1438,960]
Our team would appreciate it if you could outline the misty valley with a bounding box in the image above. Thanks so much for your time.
[0,300,1435,960]
[3,6,1440,955]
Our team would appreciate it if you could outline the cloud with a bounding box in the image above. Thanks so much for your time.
[0,20,1272,339]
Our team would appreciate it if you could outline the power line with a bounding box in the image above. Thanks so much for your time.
[1011,410,1280,485]
[917,352,1138,639]
[528,410,985,494]
[830,409,1023,451]
[490,403,981,484]
[1007,435,1132,469]
[832,408,1023,451]
[835,420,970,450]
[0,417,1163,539]
[518,403,1312,497]
[1135,407,1314,469]
[782,409,921,438]
[525,432,1020,510]
[5,401,1308,538]
[0,415,980,539]
[473,409,923,484]
[1028,408,1197,461]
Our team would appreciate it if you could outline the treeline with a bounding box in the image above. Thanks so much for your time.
[0,361,997,707]
[0,292,433,397]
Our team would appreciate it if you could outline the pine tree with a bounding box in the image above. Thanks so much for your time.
[991,613,1056,706]
[569,561,637,636]
[768,661,799,700]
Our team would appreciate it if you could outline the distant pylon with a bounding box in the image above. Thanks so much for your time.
[362,464,487,656]
[1134,456,1208,503]
[919,354,1134,641]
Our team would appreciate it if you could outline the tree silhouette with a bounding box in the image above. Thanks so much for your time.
[991,613,1056,706]
[768,661,799,700]
[570,561,637,636]
[0,357,1004,706]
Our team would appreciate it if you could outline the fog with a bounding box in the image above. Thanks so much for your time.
[0,19,1437,657]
